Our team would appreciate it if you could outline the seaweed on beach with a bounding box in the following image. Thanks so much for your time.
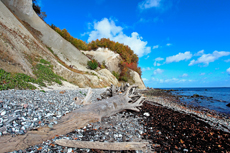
[136,102,230,152]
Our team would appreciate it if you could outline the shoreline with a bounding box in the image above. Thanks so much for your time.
[140,89,230,133]
[0,88,230,152]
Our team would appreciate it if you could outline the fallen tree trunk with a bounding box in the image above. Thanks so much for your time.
[0,85,145,152]
[55,140,155,151]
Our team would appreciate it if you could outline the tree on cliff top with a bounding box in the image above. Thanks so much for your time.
[32,0,47,20]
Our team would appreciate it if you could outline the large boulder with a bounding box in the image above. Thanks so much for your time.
[1,0,90,71]
[129,69,146,89]
[82,48,122,73]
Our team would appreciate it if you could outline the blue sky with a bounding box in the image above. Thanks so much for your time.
[39,0,230,88]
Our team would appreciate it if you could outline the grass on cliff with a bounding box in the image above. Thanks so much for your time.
[0,59,65,90]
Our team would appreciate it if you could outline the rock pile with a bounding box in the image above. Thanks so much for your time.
[0,89,105,136]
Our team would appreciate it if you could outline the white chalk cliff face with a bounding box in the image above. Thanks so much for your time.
[129,70,146,89]
[0,0,119,88]
[82,48,122,73]
[1,0,90,71]
[0,0,145,89]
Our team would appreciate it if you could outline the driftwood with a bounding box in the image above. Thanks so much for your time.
[75,88,92,105]
[55,140,154,151]
[100,83,130,99]
[0,85,145,152]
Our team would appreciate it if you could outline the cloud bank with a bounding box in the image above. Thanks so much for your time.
[189,51,230,66]
[87,18,151,57]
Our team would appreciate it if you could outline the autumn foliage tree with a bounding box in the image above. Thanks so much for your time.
[50,25,142,79]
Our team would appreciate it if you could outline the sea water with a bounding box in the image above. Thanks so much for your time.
[163,87,230,115]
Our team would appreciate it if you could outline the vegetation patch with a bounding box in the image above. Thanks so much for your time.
[33,59,65,87]
[121,76,128,82]
[0,69,37,90]
[112,71,120,80]
[0,59,66,90]
[40,58,50,64]
[87,59,98,70]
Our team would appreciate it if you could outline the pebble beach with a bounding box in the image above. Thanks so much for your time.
[0,87,230,152]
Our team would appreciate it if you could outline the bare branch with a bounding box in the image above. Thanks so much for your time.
[55,140,153,151]
[81,88,92,105]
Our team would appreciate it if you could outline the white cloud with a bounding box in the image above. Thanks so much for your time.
[154,57,164,66]
[157,63,161,66]
[227,68,230,75]
[138,0,161,10]
[153,45,159,49]
[154,61,161,66]
[194,50,204,56]
[189,51,230,66]
[155,57,164,61]
[87,18,151,57]
[152,77,194,83]
[166,43,172,46]
[166,51,192,63]
[164,78,178,83]
[181,73,188,77]
[200,73,205,76]
[142,67,154,71]
[225,59,230,62]
[142,78,149,81]
[145,55,150,59]
[153,68,164,75]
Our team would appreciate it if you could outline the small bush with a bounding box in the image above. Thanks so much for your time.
[87,59,98,70]
[121,76,128,82]
[112,71,120,80]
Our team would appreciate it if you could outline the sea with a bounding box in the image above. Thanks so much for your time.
[161,87,230,115]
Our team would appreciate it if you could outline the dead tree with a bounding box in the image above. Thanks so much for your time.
[0,85,145,153]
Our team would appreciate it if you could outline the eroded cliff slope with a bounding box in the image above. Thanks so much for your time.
[0,0,145,89]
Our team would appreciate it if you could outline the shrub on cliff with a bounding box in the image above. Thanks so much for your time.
[112,71,120,80]
[87,59,98,70]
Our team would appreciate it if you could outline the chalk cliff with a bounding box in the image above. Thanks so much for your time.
[0,0,146,89]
